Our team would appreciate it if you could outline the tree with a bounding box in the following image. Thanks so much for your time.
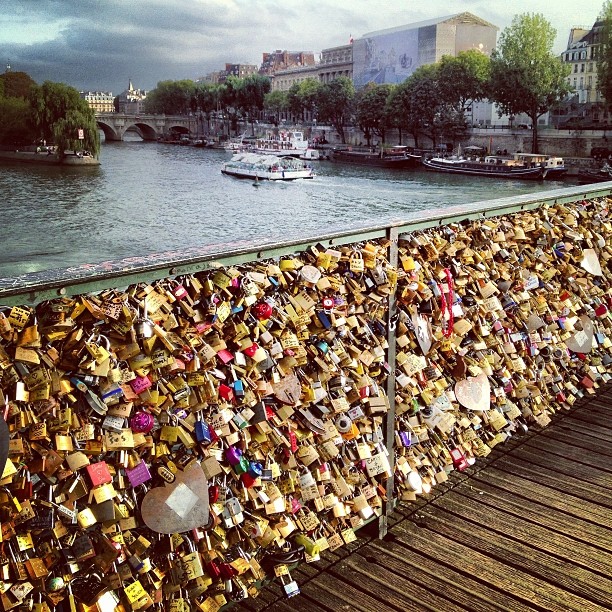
[355,83,393,146]
[0,71,36,100]
[316,77,355,144]
[194,83,221,135]
[29,81,100,157]
[597,1,612,108]
[404,65,444,147]
[144,80,196,115]
[235,74,271,135]
[0,97,36,145]
[264,90,288,125]
[489,13,572,152]
[438,50,491,113]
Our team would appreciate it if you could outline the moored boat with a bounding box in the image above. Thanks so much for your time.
[576,164,612,183]
[330,145,419,168]
[422,154,543,180]
[253,131,309,157]
[512,153,567,179]
[221,153,315,181]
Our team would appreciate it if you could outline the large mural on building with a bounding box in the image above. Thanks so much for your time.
[353,28,420,89]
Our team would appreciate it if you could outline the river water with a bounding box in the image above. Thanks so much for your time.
[0,139,579,279]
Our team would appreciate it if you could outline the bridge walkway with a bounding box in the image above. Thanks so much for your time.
[241,386,612,611]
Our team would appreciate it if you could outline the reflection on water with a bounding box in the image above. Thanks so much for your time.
[0,141,576,278]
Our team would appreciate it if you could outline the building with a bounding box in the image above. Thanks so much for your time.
[352,12,497,88]
[116,80,147,115]
[555,19,607,127]
[319,44,353,84]
[80,91,115,113]
[224,63,259,79]
[260,50,315,76]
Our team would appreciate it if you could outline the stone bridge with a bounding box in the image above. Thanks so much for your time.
[95,113,197,141]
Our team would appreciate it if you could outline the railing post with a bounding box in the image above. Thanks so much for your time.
[379,226,399,538]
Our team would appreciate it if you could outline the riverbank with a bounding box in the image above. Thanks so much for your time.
[0,148,100,166]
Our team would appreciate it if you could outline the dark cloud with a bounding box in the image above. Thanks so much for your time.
[0,0,590,95]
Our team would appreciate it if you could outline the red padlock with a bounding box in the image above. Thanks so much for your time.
[321,296,334,311]
[253,301,273,320]
[449,448,469,471]
[595,303,608,317]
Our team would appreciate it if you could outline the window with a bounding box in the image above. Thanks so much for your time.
[581,64,585,72]
[574,64,578,73]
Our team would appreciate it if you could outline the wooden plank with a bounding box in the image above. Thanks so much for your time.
[490,453,612,508]
[552,418,612,443]
[410,506,612,609]
[456,476,612,547]
[328,555,464,612]
[539,428,612,457]
[507,445,612,491]
[264,594,333,612]
[359,540,536,612]
[298,570,406,611]
[471,466,612,528]
[566,407,612,428]
[391,521,606,612]
[433,489,612,576]
[521,436,612,473]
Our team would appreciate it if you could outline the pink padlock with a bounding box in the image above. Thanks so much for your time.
[130,411,155,434]
[130,375,152,394]
[126,462,152,487]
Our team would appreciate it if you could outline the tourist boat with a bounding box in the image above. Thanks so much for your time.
[512,153,567,179]
[221,153,315,181]
[421,153,543,180]
[330,145,419,168]
[253,131,309,157]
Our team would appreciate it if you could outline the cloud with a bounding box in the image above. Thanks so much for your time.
[0,0,600,95]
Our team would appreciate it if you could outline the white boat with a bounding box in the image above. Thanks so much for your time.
[511,153,567,179]
[223,133,250,152]
[221,153,315,181]
[299,148,320,161]
[253,131,309,157]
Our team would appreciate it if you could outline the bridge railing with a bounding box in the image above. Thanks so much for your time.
[0,181,610,608]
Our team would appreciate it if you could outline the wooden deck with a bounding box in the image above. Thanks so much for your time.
[240,387,612,612]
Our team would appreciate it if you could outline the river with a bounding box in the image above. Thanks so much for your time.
[0,139,580,279]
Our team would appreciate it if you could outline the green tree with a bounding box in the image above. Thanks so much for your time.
[597,1,612,108]
[405,65,444,147]
[355,83,393,146]
[438,50,491,114]
[286,83,302,121]
[219,78,241,135]
[316,77,355,144]
[489,13,572,152]
[0,71,36,100]
[264,90,288,125]
[0,97,36,145]
[235,74,271,135]
[194,83,221,135]
[144,80,196,115]
[29,81,100,157]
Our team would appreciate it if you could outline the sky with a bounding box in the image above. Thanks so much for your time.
[0,0,605,95]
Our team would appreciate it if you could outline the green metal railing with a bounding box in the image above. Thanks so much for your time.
[0,181,610,541]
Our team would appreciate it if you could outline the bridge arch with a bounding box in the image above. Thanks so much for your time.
[97,120,120,142]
